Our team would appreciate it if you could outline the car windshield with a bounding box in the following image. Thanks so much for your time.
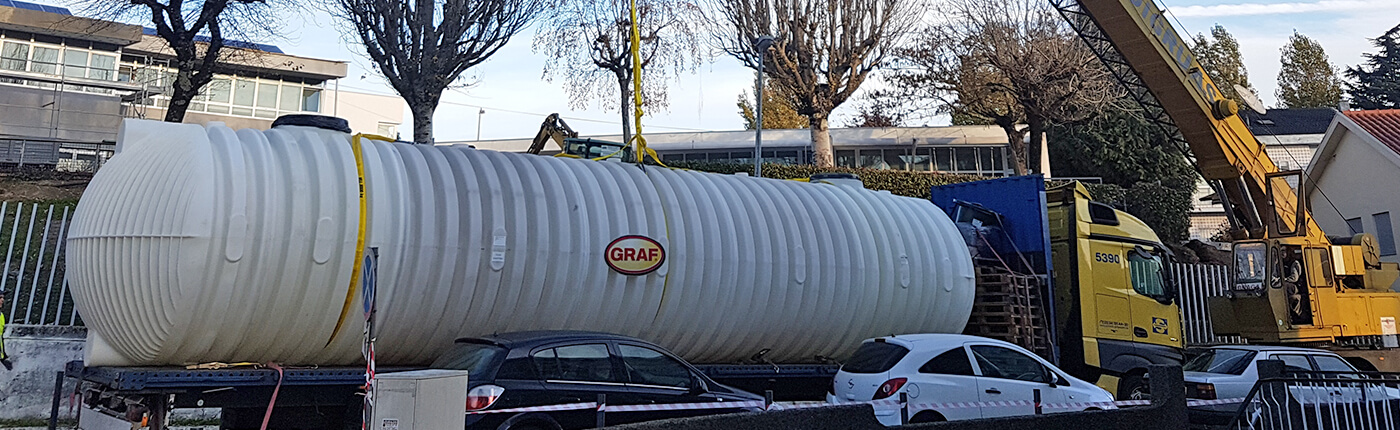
[431,342,507,377]
[842,341,909,374]
[1184,349,1257,375]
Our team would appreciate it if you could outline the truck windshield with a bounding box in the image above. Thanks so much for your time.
[1184,349,1257,375]
[1234,243,1267,292]
[431,342,507,377]
[842,341,910,374]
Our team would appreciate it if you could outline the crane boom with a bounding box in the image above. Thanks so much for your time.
[1053,0,1315,242]
[1055,0,1400,359]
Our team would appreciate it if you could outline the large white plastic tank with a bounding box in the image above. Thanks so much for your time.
[68,117,975,367]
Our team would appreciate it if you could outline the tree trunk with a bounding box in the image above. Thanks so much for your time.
[998,122,1029,176]
[618,76,633,150]
[1026,116,1046,175]
[410,102,436,145]
[809,114,833,167]
[164,67,199,123]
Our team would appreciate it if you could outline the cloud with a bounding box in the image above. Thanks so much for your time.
[1170,0,1400,18]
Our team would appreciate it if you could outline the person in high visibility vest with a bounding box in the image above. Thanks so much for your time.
[0,287,10,370]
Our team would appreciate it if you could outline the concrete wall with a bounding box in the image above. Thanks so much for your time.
[0,325,84,421]
[327,90,404,137]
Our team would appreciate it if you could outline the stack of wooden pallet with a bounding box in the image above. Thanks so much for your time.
[963,265,1053,359]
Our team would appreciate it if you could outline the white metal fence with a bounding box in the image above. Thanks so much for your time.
[1231,370,1400,430]
[1173,262,1244,346]
[1,201,80,326]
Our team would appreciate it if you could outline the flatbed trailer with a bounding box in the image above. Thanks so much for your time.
[66,359,838,430]
[67,361,385,430]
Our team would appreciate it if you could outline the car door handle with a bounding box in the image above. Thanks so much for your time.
[1133,327,1148,338]
[985,389,1001,395]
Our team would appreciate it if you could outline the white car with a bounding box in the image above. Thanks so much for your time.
[826,334,1115,424]
[1184,345,1397,425]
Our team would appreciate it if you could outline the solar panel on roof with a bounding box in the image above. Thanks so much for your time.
[3,0,71,15]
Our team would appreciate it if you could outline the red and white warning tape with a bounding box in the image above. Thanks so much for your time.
[467,397,1248,416]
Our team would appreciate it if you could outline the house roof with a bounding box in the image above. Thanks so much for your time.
[0,0,67,15]
[141,27,283,54]
[1343,109,1400,157]
[1242,108,1336,136]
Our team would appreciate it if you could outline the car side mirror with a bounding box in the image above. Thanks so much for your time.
[690,374,708,394]
[1047,372,1060,387]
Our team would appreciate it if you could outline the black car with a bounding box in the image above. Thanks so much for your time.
[433,331,765,430]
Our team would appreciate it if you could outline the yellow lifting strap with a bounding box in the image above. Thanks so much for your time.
[623,0,664,167]
[326,133,395,348]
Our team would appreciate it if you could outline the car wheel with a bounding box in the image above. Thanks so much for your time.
[909,411,946,423]
[1119,371,1150,401]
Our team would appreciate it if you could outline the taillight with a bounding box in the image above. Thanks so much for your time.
[1194,383,1216,400]
[873,378,907,400]
[466,384,505,411]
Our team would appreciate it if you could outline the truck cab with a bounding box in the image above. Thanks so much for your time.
[1046,182,1183,400]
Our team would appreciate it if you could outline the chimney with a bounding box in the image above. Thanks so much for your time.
[1339,100,1351,111]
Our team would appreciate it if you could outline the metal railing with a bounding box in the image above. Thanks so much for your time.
[1172,262,1245,346]
[1228,365,1400,430]
[1,201,80,326]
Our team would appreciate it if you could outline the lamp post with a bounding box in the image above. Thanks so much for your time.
[753,35,774,178]
[476,108,485,141]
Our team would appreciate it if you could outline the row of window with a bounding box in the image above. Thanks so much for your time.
[530,343,693,389]
[121,56,323,119]
[1346,212,1396,256]
[657,146,1010,175]
[0,29,325,121]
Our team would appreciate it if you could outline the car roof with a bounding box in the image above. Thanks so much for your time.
[1203,344,1337,354]
[453,330,649,350]
[868,333,1023,349]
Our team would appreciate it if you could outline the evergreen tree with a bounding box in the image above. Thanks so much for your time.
[1277,32,1343,108]
[1346,24,1400,109]
[1192,25,1256,109]
[1049,104,1197,242]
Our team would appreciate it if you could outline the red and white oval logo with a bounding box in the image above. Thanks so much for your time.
[605,235,666,275]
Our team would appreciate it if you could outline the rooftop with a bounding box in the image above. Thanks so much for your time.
[141,27,282,54]
[1342,109,1400,156]
[1242,108,1336,137]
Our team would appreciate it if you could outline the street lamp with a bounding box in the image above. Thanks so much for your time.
[476,108,485,141]
[753,35,774,178]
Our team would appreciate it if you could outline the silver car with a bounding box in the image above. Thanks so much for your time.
[1183,345,1370,424]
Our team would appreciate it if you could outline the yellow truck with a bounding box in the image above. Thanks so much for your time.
[933,176,1182,400]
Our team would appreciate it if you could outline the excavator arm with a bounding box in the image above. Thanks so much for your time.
[528,113,579,155]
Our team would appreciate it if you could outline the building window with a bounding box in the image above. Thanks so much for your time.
[30,46,59,75]
[1,42,29,71]
[1347,217,1364,235]
[1375,212,1395,256]
[376,122,397,137]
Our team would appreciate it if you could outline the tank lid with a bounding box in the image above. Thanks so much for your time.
[273,114,351,134]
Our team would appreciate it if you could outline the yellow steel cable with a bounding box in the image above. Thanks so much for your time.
[326,133,395,347]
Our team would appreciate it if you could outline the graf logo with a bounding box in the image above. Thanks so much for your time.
[605,235,666,275]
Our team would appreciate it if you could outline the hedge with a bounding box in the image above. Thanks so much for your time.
[665,161,989,200]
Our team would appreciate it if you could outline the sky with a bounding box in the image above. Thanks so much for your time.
[56,0,1400,142]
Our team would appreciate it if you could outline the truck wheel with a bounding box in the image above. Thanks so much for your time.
[1118,371,1150,401]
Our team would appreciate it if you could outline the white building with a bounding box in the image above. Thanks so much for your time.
[443,126,1017,177]
[1306,109,1400,264]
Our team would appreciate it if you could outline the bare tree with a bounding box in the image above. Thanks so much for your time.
[876,0,1118,175]
[334,0,543,144]
[535,0,704,146]
[81,0,279,123]
[709,0,922,167]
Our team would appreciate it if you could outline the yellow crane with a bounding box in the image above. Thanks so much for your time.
[1055,0,1400,369]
